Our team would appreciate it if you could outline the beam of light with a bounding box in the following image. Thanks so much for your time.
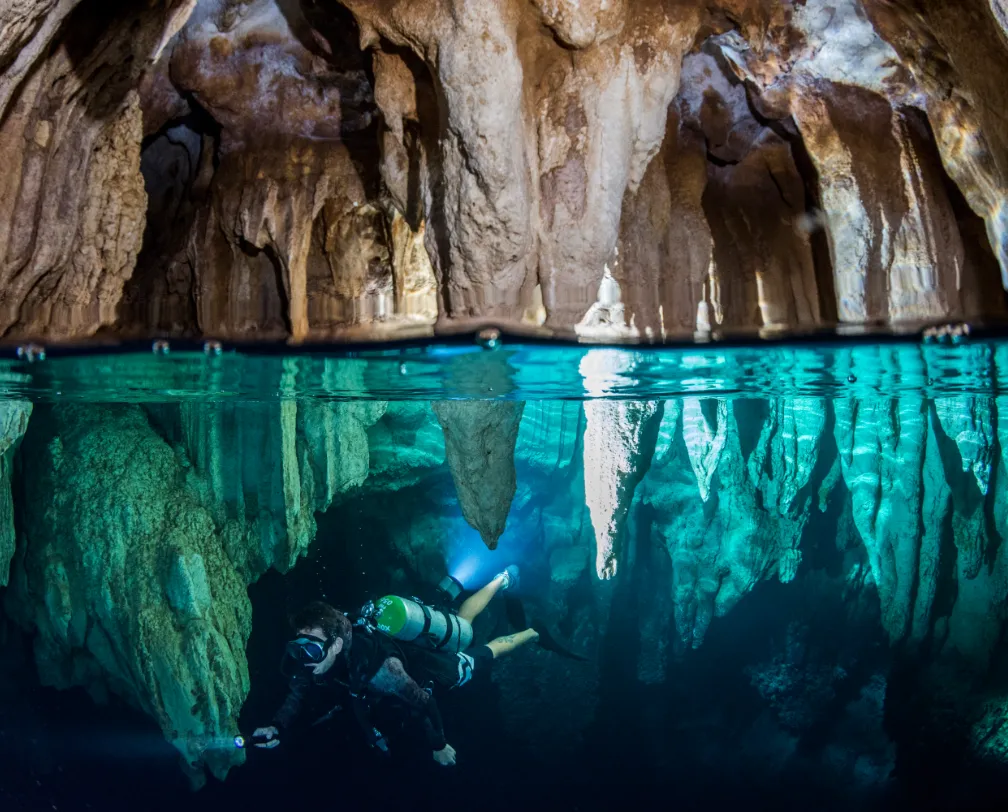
[23,730,182,761]
[446,526,509,590]
[449,554,480,587]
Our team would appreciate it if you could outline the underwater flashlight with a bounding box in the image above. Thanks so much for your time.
[437,574,464,603]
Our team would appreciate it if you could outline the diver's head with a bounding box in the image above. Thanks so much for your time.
[286,602,352,676]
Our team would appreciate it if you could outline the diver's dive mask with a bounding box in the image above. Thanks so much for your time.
[286,634,332,667]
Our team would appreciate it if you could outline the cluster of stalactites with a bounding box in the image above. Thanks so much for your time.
[575,348,1007,659]
[2,0,1007,341]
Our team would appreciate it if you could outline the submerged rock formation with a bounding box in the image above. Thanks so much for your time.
[0,400,31,585]
[432,400,526,549]
[5,405,251,786]
[175,360,386,578]
[583,398,662,579]
[0,378,1007,786]
[0,0,1006,339]
[1,371,387,785]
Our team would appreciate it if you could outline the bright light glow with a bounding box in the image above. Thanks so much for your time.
[444,521,536,590]
[446,526,505,589]
[450,554,480,587]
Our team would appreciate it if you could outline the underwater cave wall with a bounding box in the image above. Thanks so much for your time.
[2,365,1008,781]
[0,400,31,586]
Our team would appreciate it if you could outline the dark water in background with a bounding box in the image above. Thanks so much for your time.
[1,336,1008,811]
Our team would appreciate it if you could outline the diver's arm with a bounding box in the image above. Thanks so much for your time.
[369,656,448,753]
[272,674,311,730]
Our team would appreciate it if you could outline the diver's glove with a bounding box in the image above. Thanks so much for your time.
[252,726,280,749]
[433,743,457,766]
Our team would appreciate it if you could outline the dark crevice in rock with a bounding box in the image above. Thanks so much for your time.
[742,84,839,326]
[242,239,293,338]
[704,143,740,167]
[114,100,222,338]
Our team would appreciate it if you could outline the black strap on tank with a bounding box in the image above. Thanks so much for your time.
[434,614,456,651]
[420,603,433,639]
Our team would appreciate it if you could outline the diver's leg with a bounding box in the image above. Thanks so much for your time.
[457,573,507,623]
[486,629,539,659]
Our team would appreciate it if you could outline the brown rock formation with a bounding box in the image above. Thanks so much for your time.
[0,0,1006,339]
[432,400,526,549]
[862,0,1008,286]
[0,1,154,339]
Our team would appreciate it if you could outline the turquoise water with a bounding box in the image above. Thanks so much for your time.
[1,336,1005,401]
[1,335,1007,811]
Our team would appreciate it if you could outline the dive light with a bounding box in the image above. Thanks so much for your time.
[437,574,464,603]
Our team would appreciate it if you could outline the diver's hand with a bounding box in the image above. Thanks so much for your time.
[253,726,280,749]
[433,744,457,766]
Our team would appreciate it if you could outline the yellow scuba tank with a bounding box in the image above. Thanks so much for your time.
[368,594,473,654]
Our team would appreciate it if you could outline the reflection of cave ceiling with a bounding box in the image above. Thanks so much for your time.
[1,0,1007,342]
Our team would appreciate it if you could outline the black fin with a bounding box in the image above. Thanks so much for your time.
[505,597,587,661]
[531,621,589,661]
[504,595,527,630]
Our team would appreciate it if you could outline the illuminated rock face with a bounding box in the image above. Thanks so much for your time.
[1,0,1007,340]
[432,400,526,550]
[583,399,662,579]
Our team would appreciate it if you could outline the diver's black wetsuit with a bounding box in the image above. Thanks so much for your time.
[273,630,490,752]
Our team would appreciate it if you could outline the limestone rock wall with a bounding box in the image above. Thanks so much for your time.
[862,0,1008,288]
[175,360,386,579]
[0,363,386,785]
[0,0,154,339]
[4,405,252,787]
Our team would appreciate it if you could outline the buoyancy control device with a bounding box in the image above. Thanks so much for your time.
[357,576,472,654]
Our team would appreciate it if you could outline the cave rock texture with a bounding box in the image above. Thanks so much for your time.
[6,405,253,787]
[432,400,526,549]
[2,380,386,786]
[0,400,31,585]
[0,379,1007,780]
[0,0,1006,340]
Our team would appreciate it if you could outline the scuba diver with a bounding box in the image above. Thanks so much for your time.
[252,565,538,766]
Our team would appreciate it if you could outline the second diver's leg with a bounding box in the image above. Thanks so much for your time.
[457,573,507,624]
[486,629,540,659]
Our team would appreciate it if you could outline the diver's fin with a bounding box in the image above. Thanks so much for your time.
[530,618,589,662]
[504,595,527,630]
[506,596,587,661]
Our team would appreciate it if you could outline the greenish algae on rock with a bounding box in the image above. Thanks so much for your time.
[0,400,31,586]
[176,359,386,579]
[5,405,251,787]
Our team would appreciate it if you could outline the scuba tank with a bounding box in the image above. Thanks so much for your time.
[360,588,473,654]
